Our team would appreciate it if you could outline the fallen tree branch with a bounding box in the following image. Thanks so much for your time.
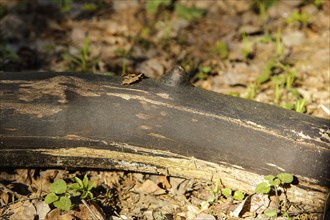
[0,67,329,212]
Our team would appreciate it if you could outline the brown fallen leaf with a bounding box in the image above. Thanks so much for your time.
[121,73,145,85]
[9,200,36,220]
[45,208,75,220]
[132,179,166,195]
[73,202,105,220]
[157,175,171,190]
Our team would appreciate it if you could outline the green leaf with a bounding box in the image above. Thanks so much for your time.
[69,182,82,190]
[87,191,94,199]
[233,191,244,201]
[264,209,277,217]
[50,179,67,194]
[221,188,232,197]
[82,3,98,11]
[256,61,274,84]
[269,178,281,186]
[277,173,294,183]
[264,175,275,181]
[200,66,211,73]
[214,41,228,59]
[174,3,206,21]
[75,176,84,188]
[146,0,171,13]
[53,196,72,211]
[44,192,59,204]
[81,191,88,199]
[255,182,270,194]
[83,174,89,188]
[88,181,95,191]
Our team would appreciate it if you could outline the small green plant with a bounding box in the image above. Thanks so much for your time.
[252,0,278,33]
[193,66,211,81]
[146,0,171,14]
[201,178,220,210]
[287,11,309,27]
[275,29,284,59]
[52,0,73,12]
[70,174,95,200]
[201,179,245,211]
[82,3,98,11]
[294,98,306,113]
[311,0,323,7]
[45,174,95,211]
[44,179,72,211]
[214,41,229,59]
[256,60,275,85]
[242,33,250,59]
[221,188,245,201]
[255,173,294,218]
[252,0,278,22]
[64,37,99,72]
[244,82,258,100]
[174,3,206,21]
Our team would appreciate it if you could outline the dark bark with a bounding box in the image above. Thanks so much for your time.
[0,70,329,212]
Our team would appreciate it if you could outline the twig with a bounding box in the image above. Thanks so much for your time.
[81,199,103,220]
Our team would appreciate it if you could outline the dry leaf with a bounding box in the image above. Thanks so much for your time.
[132,179,166,195]
[35,201,51,220]
[9,201,36,220]
[250,193,270,214]
[157,176,171,190]
[121,73,144,85]
[230,196,249,217]
[45,208,75,220]
[74,203,105,220]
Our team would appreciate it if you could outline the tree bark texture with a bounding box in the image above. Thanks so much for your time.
[0,70,329,212]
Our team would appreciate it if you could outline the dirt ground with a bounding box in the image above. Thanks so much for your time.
[0,0,329,219]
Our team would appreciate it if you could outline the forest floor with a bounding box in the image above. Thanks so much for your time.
[0,0,329,219]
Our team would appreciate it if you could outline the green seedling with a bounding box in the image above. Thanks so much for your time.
[252,0,278,22]
[255,173,294,218]
[312,0,323,7]
[82,3,98,11]
[271,74,285,103]
[244,83,258,100]
[252,0,278,33]
[69,174,95,200]
[242,33,252,59]
[287,11,309,27]
[64,37,98,72]
[221,188,245,201]
[174,3,206,21]
[201,179,245,209]
[214,41,229,59]
[44,174,95,211]
[275,29,284,59]
[201,178,220,210]
[146,0,171,14]
[45,179,72,211]
[193,66,211,81]
[295,98,306,113]
[256,60,275,85]
[52,0,73,12]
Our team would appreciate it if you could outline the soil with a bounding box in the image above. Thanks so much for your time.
[0,0,329,219]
